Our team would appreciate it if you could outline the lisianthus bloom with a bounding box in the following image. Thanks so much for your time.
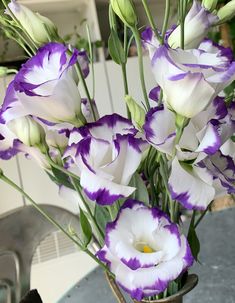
[64,114,147,205]
[143,33,235,118]
[168,1,218,49]
[144,99,235,209]
[97,200,194,300]
[4,43,86,125]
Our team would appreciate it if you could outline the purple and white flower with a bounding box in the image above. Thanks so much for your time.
[168,1,218,49]
[64,114,147,205]
[5,43,85,125]
[97,200,194,300]
[143,32,235,118]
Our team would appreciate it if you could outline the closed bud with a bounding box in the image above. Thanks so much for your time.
[0,67,7,77]
[202,0,218,11]
[125,95,145,130]
[217,0,235,23]
[6,1,59,45]
[110,0,137,27]
[7,116,45,147]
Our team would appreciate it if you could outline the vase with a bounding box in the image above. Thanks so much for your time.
[133,274,198,303]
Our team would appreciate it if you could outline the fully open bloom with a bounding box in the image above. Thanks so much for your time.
[5,43,85,125]
[168,1,218,49]
[143,33,235,118]
[97,200,194,300]
[64,114,147,205]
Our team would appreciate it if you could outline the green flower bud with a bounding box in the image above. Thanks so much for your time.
[202,0,218,11]
[0,67,7,77]
[125,95,145,130]
[7,1,59,45]
[217,0,235,23]
[110,0,137,27]
[7,116,46,148]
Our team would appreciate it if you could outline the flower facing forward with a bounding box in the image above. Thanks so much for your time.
[168,1,218,49]
[6,0,58,45]
[64,114,147,205]
[97,200,194,300]
[5,43,85,125]
[143,34,235,118]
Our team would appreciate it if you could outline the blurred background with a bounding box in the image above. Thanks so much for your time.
[0,1,234,302]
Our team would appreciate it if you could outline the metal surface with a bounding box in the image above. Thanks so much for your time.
[0,205,80,302]
[58,207,235,303]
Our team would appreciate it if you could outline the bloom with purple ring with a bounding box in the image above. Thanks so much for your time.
[97,199,194,300]
[64,114,147,205]
[6,43,85,125]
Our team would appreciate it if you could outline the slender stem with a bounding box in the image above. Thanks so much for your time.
[0,172,112,275]
[131,27,150,111]
[71,179,105,243]
[75,63,97,121]
[141,0,162,41]
[161,0,171,42]
[86,25,95,100]
[194,202,212,229]
[46,154,80,182]
[105,272,127,303]
[121,64,131,119]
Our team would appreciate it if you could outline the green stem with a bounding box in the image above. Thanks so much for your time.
[194,202,212,229]
[86,25,95,100]
[46,153,80,182]
[75,63,97,121]
[131,27,150,111]
[141,0,162,41]
[161,0,171,42]
[0,172,112,276]
[121,64,131,119]
[71,179,105,243]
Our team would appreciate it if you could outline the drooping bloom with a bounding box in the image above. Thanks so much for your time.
[64,114,147,205]
[143,32,235,118]
[5,43,85,125]
[97,200,194,300]
[6,0,58,45]
[168,1,218,49]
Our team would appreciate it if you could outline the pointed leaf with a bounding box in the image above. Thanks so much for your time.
[125,95,146,129]
[108,29,126,65]
[187,226,200,261]
[129,173,149,205]
[79,207,92,247]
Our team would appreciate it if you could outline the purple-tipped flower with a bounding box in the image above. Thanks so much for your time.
[148,40,235,118]
[64,114,147,205]
[168,1,218,49]
[5,43,85,125]
[97,200,194,300]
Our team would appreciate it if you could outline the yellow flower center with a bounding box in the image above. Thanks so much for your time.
[143,245,154,254]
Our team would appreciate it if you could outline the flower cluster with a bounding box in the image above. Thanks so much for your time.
[1,0,235,301]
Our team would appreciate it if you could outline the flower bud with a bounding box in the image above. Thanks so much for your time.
[110,0,137,27]
[7,116,45,147]
[0,67,7,77]
[6,1,58,45]
[202,0,218,11]
[217,0,235,23]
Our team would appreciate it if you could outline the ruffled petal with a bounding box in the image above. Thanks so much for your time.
[169,158,215,210]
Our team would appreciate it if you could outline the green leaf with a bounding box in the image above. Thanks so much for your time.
[187,226,200,261]
[49,166,73,189]
[129,173,149,205]
[79,207,92,247]
[95,205,111,234]
[108,29,126,65]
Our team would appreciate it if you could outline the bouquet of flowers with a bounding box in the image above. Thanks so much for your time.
[0,0,235,302]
